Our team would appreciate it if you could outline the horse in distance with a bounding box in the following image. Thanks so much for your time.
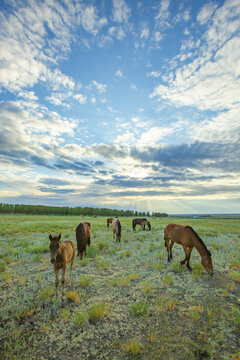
[112,218,121,243]
[164,223,213,275]
[49,234,75,299]
[75,222,91,259]
[132,218,151,231]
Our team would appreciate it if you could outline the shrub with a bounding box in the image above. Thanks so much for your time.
[130,301,148,317]
[79,258,90,267]
[125,340,143,355]
[66,290,81,303]
[0,259,6,272]
[232,305,240,327]
[78,275,94,288]
[39,286,54,300]
[162,274,174,285]
[88,303,109,323]
[230,272,240,282]
[73,312,88,327]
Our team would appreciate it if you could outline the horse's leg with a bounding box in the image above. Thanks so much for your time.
[186,247,193,271]
[180,245,188,265]
[54,267,59,296]
[169,239,174,260]
[61,264,67,299]
[165,238,171,262]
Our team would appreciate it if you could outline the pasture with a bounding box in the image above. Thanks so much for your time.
[0,214,239,360]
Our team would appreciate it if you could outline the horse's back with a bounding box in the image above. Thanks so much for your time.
[165,223,195,245]
[62,240,75,261]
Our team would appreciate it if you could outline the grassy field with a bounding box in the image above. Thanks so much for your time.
[0,214,239,360]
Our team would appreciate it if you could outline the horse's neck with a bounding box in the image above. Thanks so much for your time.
[191,233,208,257]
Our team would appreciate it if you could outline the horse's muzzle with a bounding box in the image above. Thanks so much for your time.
[51,258,56,264]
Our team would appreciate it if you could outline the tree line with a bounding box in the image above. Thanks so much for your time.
[0,203,168,218]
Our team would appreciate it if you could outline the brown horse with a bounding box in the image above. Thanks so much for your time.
[76,222,91,259]
[49,234,75,298]
[132,218,151,231]
[112,219,121,242]
[107,218,113,228]
[164,223,213,275]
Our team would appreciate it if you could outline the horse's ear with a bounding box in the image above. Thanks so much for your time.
[49,234,53,241]
[57,234,61,241]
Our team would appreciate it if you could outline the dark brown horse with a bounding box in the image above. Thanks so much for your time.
[112,219,121,242]
[76,222,91,259]
[132,218,151,231]
[107,218,113,228]
[49,234,75,298]
[164,223,213,275]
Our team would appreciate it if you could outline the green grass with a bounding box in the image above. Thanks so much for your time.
[0,214,239,359]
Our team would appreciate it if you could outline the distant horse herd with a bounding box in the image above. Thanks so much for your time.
[49,218,213,299]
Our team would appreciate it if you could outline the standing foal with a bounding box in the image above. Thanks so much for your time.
[49,234,75,299]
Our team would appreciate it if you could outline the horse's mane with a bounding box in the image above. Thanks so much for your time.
[185,226,211,256]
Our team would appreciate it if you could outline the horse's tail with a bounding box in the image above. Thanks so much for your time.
[132,219,135,230]
[116,220,121,236]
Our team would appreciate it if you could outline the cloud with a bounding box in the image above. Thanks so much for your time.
[155,0,170,27]
[115,69,123,77]
[88,80,107,93]
[141,28,149,39]
[73,94,87,104]
[80,5,107,35]
[150,0,240,112]
[112,0,131,23]
[197,2,218,25]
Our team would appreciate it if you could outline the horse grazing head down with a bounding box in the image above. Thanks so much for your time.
[201,251,213,276]
[49,234,61,264]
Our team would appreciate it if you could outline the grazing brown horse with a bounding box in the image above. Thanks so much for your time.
[107,218,113,228]
[112,219,121,242]
[164,223,213,275]
[76,222,91,259]
[132,218,151,231]
[49,234,75,298]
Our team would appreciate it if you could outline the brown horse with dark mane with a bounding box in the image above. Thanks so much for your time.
[164,223,213,275]
[49,234,75,298]
[76,222,91,259]
[112,218,121,242]
[107,218,113,228]
[132,218,151,231]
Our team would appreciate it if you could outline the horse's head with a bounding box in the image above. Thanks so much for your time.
[49,234,61,264]
[148,222,151,231]
[201,252,213,276]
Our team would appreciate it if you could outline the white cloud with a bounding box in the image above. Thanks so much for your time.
[141,28,149,39]
[115,69,123,77]
[155,0,170,27]
[130,84,138,90]
[81,5,107,35]
[147,71,161,78]
[112,0,131,23]
[150,1,240,112]
[88,80,107,93]
[73,94,87,104]
[197,2,218,25]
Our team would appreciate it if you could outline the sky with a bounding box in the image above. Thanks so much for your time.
[0,0,240,214]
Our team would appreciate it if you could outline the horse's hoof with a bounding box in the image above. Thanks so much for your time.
[180,260,185,265]
[187,267,192,271]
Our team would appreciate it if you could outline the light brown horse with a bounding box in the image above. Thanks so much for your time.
[112,219,121,242]
[107,218,113,228]
[132,218,151,231]
[76,222,91,259]
[164,223,213,275]
[49,234,75,298]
